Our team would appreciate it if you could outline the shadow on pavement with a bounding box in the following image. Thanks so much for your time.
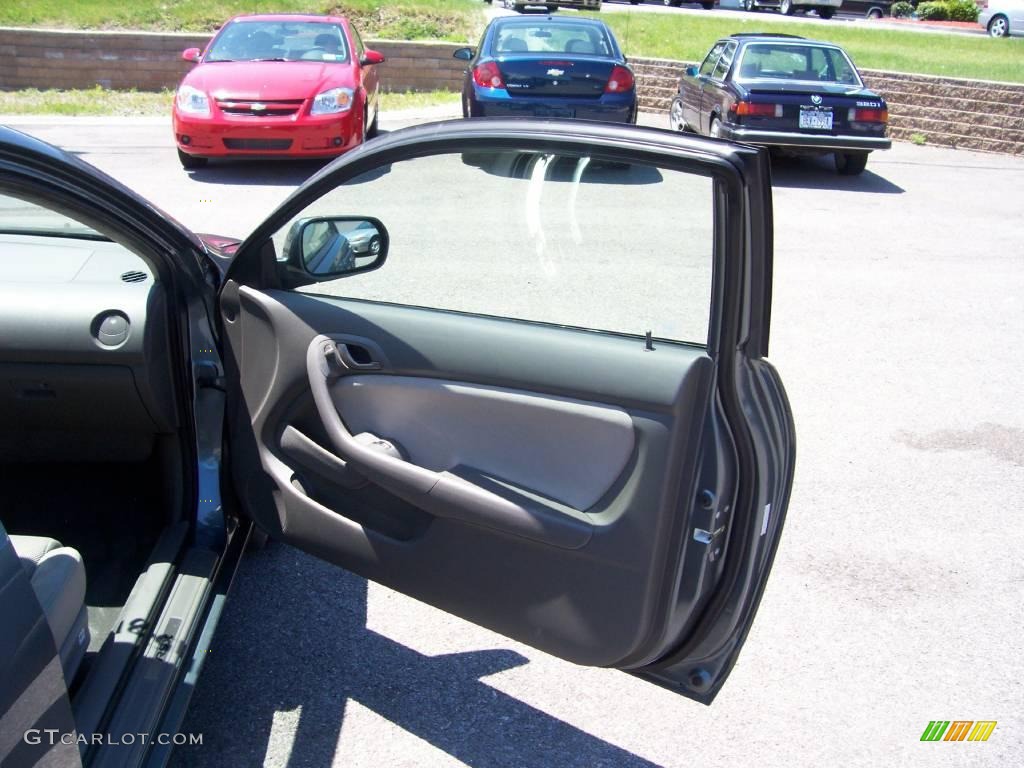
[171,543,658,768]
[185,159,329,187]
[769,154,905,194]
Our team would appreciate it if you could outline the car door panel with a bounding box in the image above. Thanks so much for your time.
[225,284,716,666]
[221,121,794,702]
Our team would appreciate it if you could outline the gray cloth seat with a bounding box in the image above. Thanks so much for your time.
[11,535,90,685]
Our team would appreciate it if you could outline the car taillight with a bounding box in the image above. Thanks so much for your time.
[734,101,783,118]
[849,107,888,123]
[604,66,634,93]
[472,61,505,89]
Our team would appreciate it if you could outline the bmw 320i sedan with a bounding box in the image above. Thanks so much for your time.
[1,118,793,766]
[671,34,891,175]
[454,15,637,123]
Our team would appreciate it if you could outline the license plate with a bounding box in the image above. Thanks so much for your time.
[537,107,575,119]
[799,108,833,130]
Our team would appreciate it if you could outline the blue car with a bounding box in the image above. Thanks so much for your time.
[453,15,637,124]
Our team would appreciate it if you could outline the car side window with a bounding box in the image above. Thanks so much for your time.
[711,42,736,81]
[699,43,726,77]
[270,150,716,346]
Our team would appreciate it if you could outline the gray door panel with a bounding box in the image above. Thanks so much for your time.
[227,286,715,667]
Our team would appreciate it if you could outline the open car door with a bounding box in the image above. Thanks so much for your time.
[220,120,794,704]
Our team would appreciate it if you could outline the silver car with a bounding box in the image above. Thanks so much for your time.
[980,0,1024,37]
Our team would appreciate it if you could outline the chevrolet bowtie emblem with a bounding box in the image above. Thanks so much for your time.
[250,103,267,111]
[547,69,565,77]
[810,94,822,105]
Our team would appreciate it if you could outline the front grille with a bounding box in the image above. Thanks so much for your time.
[223,138,294,151]
[216,99,303,117]
[120,270,148,283]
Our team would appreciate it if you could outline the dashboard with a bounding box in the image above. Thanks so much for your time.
[0,234,178,461]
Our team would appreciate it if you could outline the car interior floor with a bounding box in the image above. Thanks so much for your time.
[0,448,176,666]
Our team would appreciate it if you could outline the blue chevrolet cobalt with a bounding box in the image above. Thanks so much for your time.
[454,15,637,123]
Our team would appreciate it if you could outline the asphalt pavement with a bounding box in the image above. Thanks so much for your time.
[4,110,1022,766]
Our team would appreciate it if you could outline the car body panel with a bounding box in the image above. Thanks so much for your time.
[173,14,382,160]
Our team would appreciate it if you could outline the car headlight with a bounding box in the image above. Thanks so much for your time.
[311,87,355,115]
[176,85,210,116]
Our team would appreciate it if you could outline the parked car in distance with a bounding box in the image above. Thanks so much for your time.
[659,1,718,10]
[839,0,897,17]
[670,33,890,175]
[979,0,1024,36]
[486,0,603,10]
[454,15,637,123]
[737,0,843,18]
[172,13,385,169]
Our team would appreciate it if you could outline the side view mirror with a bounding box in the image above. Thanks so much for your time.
[684,65,698,78]
[453,48,475,61]
[281,216,388,282]
[182,48,202,63]
[360,49,386,66]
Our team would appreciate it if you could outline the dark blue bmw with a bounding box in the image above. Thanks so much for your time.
[454,15,637,123]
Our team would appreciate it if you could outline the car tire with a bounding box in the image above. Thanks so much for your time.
[819,7,835,18]
[835,152,868,175]
[664,0,684,7]
[701,1,714,8]
[367,108,379,139]
[867,7,883,18]
[709,116,723,139]
[742,0,756,11]
[780,0,794,15]
[669,98,688,132]
[987,15,1010,37]
[546,4,558,11]
[177,148,207,170]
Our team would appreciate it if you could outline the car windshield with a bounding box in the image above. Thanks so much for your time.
[492,23,614,56]
[734,44,861,86]
[0,192,107,241]
[205,20,349,63]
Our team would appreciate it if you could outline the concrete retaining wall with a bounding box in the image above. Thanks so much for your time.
[2,27,1022,155]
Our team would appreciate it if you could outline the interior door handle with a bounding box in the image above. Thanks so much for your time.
[304,336,592,549]
[337,343,381,371]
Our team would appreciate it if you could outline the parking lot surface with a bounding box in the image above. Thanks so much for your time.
[7,112,1022,767]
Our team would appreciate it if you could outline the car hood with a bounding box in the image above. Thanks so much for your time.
[183,61,355,100]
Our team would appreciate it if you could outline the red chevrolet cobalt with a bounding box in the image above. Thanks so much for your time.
[173,14,385,169]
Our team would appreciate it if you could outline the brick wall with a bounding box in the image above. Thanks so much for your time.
[631,56,1024,156]
[0,27,466,93]
[2,27,1023,155]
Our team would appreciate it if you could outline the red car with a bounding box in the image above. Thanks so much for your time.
[173,14,385,169]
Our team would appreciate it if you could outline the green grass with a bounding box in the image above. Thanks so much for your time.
[595,13,1024,83]
[0,86,460,116]
[0,86,173,115]
[0,0,485,42]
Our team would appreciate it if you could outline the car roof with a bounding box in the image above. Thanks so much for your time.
[492,15,610,29]
[729,33,806,40]
[226,13,348,24]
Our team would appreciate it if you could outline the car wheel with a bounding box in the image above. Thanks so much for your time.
[709,116,723,139]
[545,4,558,10]
[177,148,207,170]
[368,235,382,256]
[819,7,835,18]
[663,0,684,6]
[780,0,794,15]
[834,152,868,175]
[742,0,756,11]
[867,8,883,18]
[701,1,714,8]
[367,108,379,139]
[988,15,1010,37]
[669,98,688,132]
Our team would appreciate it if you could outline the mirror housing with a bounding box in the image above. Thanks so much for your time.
[182,47,202,63]
[360,49,386,66]
[684,65,698,78]
[280,216,388,286]
[452,47,474,61]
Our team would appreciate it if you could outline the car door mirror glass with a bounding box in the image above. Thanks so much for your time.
[360,49,385,66]
[182,47,202,63]
[685,65,698,77]
[453,47,474,61]
[281,217,387,280]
